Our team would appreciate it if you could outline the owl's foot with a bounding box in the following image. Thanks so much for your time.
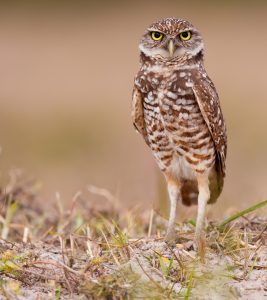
[164,235,179,248]
[164,224,181,245]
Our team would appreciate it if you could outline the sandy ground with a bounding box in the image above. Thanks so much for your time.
[0,217,266,299]
[0,177,266,299]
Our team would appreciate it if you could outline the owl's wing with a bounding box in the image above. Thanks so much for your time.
[192,78,227,177]
[131,86,149,145]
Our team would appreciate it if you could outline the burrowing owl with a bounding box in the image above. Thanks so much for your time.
[132,18,227,250]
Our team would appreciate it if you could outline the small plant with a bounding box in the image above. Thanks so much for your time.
[0,198,18,240]
[157,253,174,278]
[111,220,129,248]
[55,286,61,300]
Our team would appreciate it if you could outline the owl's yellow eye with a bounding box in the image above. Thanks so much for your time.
[179,31,191,41]
[151,31,164,41]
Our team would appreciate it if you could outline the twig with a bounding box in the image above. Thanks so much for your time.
[234,262,267,269]
[19,268,66,282]
[99,229,120,266]
[167,245,185,270]
[88,185,118,210]
[135,257,163,290]
[59,236,73,294]
[147,209,154,238]
[33,260,82,276]
[253,223,267,242]
[37,226,54,241]
[243,229,249,279]
[23,227,29,243]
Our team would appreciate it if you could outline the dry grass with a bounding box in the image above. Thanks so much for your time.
[0,171,266,299]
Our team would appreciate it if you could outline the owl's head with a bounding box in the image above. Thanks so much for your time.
[139,18,204,61]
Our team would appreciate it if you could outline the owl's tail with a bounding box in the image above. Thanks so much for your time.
[181,175,223,206]
[181,179,198,206]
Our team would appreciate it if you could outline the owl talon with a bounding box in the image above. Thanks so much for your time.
[165,232,179,247]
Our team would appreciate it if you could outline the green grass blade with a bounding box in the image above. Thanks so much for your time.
[1,197,18,240]
[184,270,194,300]
[219,199,267,229]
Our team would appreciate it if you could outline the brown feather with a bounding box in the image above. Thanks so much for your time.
[192,74,227,177]
[131,86,149,145]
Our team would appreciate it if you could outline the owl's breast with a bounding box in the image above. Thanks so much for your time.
[137,67,216,175]
[142,68,204,131]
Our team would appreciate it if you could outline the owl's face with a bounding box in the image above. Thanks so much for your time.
[139,18,204,60]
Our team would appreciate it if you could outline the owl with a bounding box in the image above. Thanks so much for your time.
[132,17,227,252]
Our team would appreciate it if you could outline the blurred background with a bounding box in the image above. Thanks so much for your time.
[0,0,266,220]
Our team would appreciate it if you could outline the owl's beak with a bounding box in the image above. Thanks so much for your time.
[168,39,175,57]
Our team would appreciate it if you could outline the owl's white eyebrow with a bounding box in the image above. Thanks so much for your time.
[147,28,164,33]
[180,28,193,32]
[147,27,195,34]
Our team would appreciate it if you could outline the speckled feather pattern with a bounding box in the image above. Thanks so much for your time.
[132,18,227,206]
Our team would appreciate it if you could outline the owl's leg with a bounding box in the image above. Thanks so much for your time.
[165,180,181,241]
[195,174,210,258]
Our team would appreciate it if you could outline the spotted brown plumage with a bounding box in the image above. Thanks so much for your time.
[131,17,227,253]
